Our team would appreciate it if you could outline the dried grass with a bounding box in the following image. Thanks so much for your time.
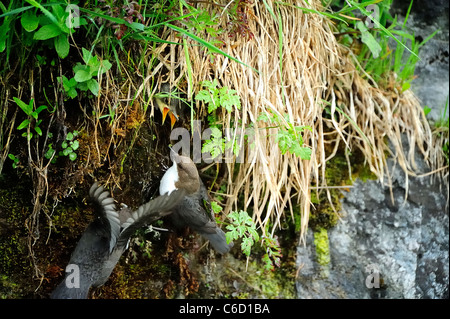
[126,0,443,243]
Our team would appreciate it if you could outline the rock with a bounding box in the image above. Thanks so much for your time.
[296,139,449,298]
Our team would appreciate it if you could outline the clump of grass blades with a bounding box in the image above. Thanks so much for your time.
[133,0,438,244]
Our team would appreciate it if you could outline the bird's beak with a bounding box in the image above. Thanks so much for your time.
[169,112,178,129]
[161,107,170,125]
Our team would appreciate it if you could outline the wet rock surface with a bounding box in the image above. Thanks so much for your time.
[296,145,449,299]
[295,1,449,300]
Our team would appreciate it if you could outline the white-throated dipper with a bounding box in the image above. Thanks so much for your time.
[159,150,234,254]
[51,182,187,299]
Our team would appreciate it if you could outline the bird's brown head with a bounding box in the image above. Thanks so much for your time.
[171,151,200,195]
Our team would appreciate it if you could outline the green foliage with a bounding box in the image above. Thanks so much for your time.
[226,210,282,272]
[300,0,435,91]
[60,76,78,99]
[13,97,48,140]
[226,210,259,257]
[261,235,282,272]
[7,154,20,169]
[258,111,312,160]
[197,79,242,160]
[356,20,381,58]
[434,97,449,130]
[59,48,112,98]
[45,130,79,162]
[3,2,86,59]
[210,200,223,215]
[202,127,225,159]
[429,97,449,165]
[196,79,241,113]
[183,9,221,38]
[356,1,435,90]
[61,131,79,161]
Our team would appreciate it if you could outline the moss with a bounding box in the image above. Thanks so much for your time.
[313,228,330,266]
[0,186,32,274]
[309,148,377,231]
[0,179,36,297]
[227,257,296,299]
[0,275,22,299]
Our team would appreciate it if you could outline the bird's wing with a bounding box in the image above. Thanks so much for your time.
[116,189,187,248]
[198,180,215,221]
[89,182,120,253]
[176,195,218,234]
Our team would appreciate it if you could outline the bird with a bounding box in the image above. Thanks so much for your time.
[159,149,234,254]
[51,182,187,299]
[154,83,183,130]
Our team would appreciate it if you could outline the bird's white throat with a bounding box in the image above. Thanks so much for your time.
[159,162,179,195]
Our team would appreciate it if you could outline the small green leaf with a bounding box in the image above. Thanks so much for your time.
[82,48,92,64]
[195,90,213,104]
[76,81,88,91]
[225,232,234,245]
[257,113,271,122]
[54,34,70,59]
[99,60,112,73]
[262,253,274,271]
[211,201,222,214]
[14,97,33,116]
[68,87,78,99]
[17,119,30,130]
[241,237,254,257]
[68,77,77,87]
[356,21,381,59]
[21,10,39,32]
[247,227,260,242]
[8,154,16,161]
[71,140,79,151]
[276,131,290,155]
[23,131,33,140]
[0,20,12,53]
[34,126,42,136]
[61,141,68,149]
[86,79,99,96]
[424,106,431,116]
[74,69,92,82]
[33,23,62,40]
[220,89,241,112]
[69,152,77,161]
[62,147,71,156]
[45,147,56,159]
[298,146,312,160]
[401,82,411,92]
[66,132,74,141]
[34,105,48,116]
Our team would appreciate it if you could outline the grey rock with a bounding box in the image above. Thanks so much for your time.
[296,141,448,298]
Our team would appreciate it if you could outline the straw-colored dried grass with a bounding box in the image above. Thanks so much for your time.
[130,0,443,243]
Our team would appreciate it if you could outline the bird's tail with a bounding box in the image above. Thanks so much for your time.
[201,227,234,254]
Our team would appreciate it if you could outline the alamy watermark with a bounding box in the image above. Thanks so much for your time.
[64,264,80,289]
[65,4,80,29]
[363,4,380,29]
[365,263,380,289]
[345,1,380,28]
